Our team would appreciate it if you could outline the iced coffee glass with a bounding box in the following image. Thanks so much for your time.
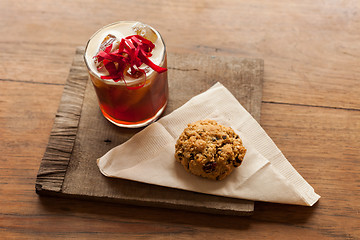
[84,21,168,128]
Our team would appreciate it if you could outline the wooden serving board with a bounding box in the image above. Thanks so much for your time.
[36,47,263,216]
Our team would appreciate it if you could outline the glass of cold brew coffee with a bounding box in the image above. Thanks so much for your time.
[84,21,168,128]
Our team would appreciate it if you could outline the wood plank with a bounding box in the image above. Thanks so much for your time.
[35,47,264,215]
[35,48,88,192]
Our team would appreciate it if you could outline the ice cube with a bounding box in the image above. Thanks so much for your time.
[98,34,117,52]
[132,22,158,43]
[95,34,119,72]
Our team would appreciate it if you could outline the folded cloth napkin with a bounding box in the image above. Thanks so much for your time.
[97,82,320,206]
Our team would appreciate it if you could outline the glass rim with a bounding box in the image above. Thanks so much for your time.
[83,21,167,85]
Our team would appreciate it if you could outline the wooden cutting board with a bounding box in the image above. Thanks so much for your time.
[36,47,263,216]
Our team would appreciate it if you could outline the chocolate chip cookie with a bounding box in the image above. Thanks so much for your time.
[175,119,246,180]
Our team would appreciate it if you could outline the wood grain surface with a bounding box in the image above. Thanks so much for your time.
[36,47,263,215]
[1,0,359,239]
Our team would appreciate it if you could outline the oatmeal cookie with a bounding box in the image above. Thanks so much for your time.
[175,119,246,180]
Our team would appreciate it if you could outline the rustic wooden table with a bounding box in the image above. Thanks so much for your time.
[1,0,359,239]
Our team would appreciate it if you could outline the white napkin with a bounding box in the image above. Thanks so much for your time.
[97,82,320,206]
